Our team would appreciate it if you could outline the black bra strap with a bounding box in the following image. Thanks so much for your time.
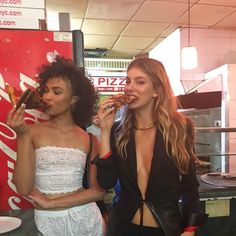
[85,132,93,187]
[87,132,93,160]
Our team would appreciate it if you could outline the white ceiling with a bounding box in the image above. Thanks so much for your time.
[45,0,236,59]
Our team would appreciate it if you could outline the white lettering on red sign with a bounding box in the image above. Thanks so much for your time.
[93,77,126,87]
[0,72,48,210]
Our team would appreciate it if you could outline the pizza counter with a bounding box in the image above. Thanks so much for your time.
[1,177,236,236]
[0,209,39,235]
[197,175,236,236]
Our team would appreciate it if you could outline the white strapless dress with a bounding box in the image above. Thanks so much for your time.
[33,146,104,236]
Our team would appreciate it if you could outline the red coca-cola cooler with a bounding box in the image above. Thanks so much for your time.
[0,29,84,210]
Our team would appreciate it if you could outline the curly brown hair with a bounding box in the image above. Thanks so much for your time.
[36,56,98,127]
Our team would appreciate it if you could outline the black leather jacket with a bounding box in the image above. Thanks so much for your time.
[95,124,207,236]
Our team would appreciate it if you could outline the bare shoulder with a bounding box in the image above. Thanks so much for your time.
[86,129,99,142]
[76,128,98,153]
[76,127,91,145]
[71,125,87,137]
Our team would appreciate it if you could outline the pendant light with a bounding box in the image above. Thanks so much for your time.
[181,0,198,70]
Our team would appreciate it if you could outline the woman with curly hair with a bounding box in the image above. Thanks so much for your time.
[7,56,105,236]
[95,57,207,236]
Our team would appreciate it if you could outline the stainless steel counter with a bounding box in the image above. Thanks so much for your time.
[197,176,236,236]
[195,127,236,132]
[198,175,236,199]
[1,179,236,236]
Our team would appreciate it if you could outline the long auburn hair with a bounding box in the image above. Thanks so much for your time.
[116,57,191,174]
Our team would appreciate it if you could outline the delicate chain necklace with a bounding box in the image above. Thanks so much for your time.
[134,123,156,131]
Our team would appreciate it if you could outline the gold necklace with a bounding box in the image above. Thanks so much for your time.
[134,123,156,131]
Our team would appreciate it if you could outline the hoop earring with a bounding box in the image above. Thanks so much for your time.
[71,103,76,111]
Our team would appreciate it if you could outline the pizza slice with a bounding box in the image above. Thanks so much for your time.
[15,88,46,110]
[112,93,136,110]
[6,84,46,110]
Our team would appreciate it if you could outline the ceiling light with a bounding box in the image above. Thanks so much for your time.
[181,0,198,70]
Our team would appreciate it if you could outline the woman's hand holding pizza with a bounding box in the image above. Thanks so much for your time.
[6,103,29,136]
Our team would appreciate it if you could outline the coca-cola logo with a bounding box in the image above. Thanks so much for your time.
[0,72,48,210]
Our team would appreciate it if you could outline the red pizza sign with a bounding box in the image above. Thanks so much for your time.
[92,76,126,92]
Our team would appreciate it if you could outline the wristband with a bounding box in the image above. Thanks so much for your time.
[184,226,198,232]
[101,150,112,159]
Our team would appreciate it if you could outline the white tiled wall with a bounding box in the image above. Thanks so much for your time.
[228,65,236,172]
[180,28,236,86]
[180,29,236,172]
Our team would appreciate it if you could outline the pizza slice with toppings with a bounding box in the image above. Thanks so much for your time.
[6,84,46,110]
[112,93,136,110]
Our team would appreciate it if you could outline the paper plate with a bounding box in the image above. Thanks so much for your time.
[0,216,22,234]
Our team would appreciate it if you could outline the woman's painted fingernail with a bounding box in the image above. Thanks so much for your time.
[21,103,26,108]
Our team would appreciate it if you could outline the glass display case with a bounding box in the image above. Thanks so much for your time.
[179,64,236,174]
